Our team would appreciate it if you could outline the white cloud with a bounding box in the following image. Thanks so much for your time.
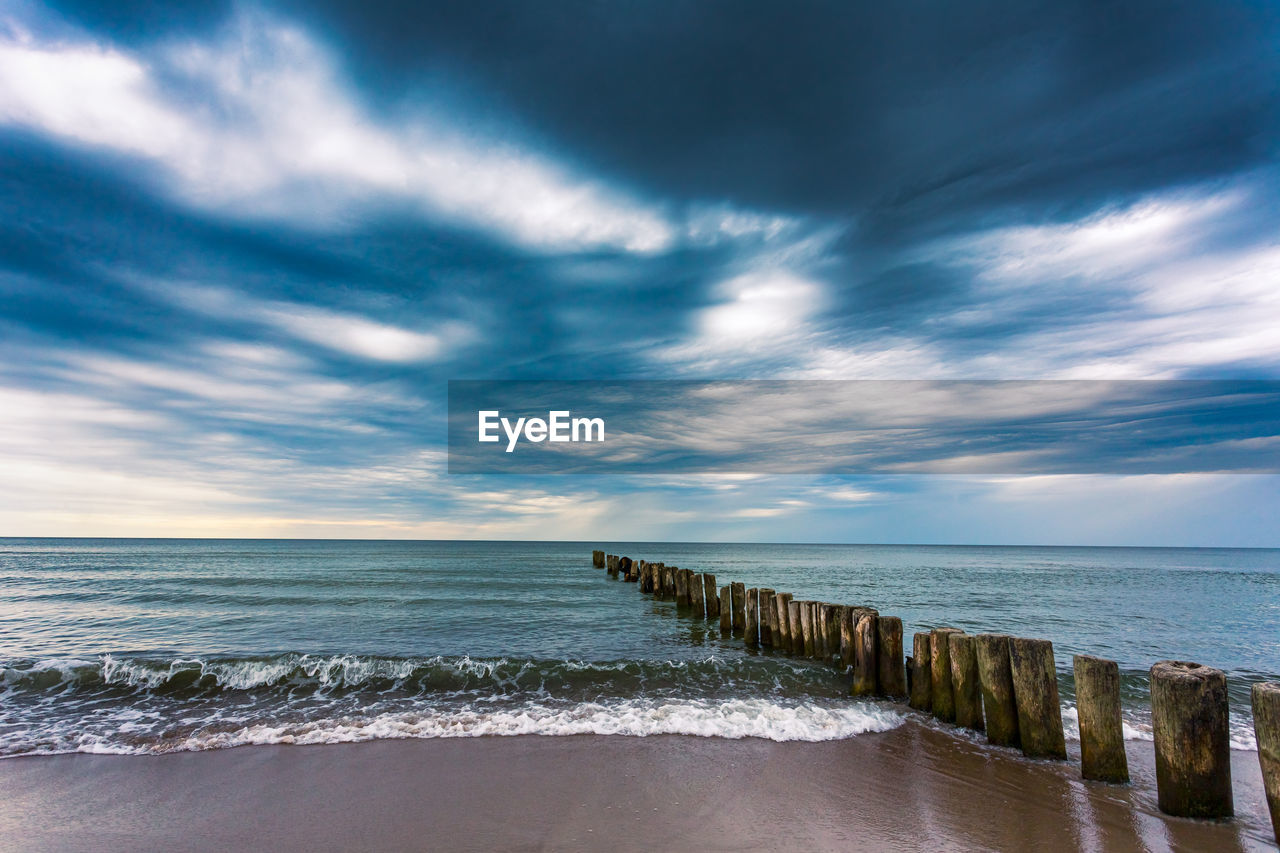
[0,13,675,253]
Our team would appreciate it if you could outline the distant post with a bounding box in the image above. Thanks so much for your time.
[703,573,719,620]
[689,572,705,617]
[1150,660,1233,818]
[745,588,760,646]
[731,582,746,634]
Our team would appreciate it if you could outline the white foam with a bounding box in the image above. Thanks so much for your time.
[148,698,905,753]
[1062,703,1254,751]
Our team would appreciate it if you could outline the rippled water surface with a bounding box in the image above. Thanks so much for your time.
[1,539,1276,755]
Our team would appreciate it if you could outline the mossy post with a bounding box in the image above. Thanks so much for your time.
[731,582,746,635]
[1150,661,1232,818]
[745,588,759,646]
[877,616,906,698]
[689,572,706,617]
[775,593,793,653]
[1252,682,1280,843]
[974,633,1019,748]
[948,633,984,732]
[908,632,932,712]
[787,599,803,655]
[719,586,731,634]
[929,628,962,723]
[799,602,815,657]
[760,589,776,646]
[703,573,719,620]
[1009,637,1067,760]
[852,612,878,696]
[840,608,856,669]
[1073,655,1128,784]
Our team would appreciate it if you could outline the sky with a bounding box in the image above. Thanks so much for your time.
[1,0,1278,545]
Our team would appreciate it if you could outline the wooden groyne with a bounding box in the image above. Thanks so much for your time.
[591,549,1275,840]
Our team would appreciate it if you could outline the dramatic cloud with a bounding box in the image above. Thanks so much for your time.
[1,0,1278,542]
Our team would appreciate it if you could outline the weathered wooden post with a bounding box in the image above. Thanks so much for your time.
[929,628,962,723]
[949,633,984,731]
[877,616,906,698]
[1073,655,1128,783]
[852,612,878,696]
[812,605,827,659]
[674,569,689,606]
[592,550,603,567]
[719,586,731,634]
[823,605,841,663]
[622,557,637,582]
[840,608,856,669]
[683,569,697,604]
[703,574,719,620]
[776,593,793,653]
[908,633,932,712]
[797,602,814,657]
[974,633,1019,748]
[689,572,705,616]
[1009,637,1067,760]
[606,554,616,575]
[788,599,803,654]
[1253,682,1280,843]
[731,582,746,635]
[1150,660,1232,818]
[662,565,676,599]
[745,588,759,646]
[760,589,776,646]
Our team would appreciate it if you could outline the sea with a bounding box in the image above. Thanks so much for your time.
[0,538,1276,757]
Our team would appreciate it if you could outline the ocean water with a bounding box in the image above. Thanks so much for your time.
[0,538,1276,757]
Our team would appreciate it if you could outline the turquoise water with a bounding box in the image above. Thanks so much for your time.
[0,538,1276,755]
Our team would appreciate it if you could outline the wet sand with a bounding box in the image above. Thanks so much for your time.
[0,720,1273,852]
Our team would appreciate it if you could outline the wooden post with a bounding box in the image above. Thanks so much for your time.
[674,569,689,606]
[840,608,856,669]
[823,605,841,663]
[1252,682,1280,843]
[877,616,906,698]
[788,599,803,654]
[703,573,719,620]
[719,586,731,634]
[798,602,814,657]
[1073,655,1129,783]
[662,565,676,599]
[948,633,984,732]
[760,589,776,646]
[689,572,706,616]
[1009,637,1067,760]
[929,628,962,723]
[852,612,878,696]
[592,550,604,567]
[621,557,636,582]
[606,554,616,575]
[683,569,697,604]
[745,588,759,646]
[813,605,828,660]
[1150,660,1232,818]
[731,583,746,634]
[974,633,1019,748]
[776,593,793,653]
[908,632,932,712]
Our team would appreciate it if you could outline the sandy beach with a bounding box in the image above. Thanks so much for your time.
[0,720,1272,852]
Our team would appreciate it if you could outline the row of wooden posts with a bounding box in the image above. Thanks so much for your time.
[590,549,1280,839]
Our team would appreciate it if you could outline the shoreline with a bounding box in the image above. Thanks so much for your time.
[0,720,1273,852]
